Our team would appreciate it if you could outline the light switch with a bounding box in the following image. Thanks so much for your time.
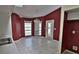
[54,28,56,30]
[72,30,76,34]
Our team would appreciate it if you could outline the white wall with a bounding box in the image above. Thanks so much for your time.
[0,6,12,39]
[0,12,12,39]
[63,5,79,11]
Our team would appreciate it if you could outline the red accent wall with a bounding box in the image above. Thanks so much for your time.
[11,8,61,41]
[32,20,35,36]
[62,12,79,53]
[61,12,68,53]
[61,20,68,53]
[11,13,24,41]
[43,8,61,40]
[20,18,25,37]
[22,8,61,40]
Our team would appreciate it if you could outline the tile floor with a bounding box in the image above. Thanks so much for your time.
[0,36,59,54]
[0,43,19,54]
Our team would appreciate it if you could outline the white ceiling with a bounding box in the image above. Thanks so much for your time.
[0,5,12,13]
[0,5,61,18]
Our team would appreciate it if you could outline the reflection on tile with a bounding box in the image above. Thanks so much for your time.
[0,36,59,54]
[15,36,59,54]
[0,43,19,54]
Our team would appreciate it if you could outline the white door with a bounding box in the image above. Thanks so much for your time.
[46,20,54,39]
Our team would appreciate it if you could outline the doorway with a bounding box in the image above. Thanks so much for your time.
[46,20,54,39]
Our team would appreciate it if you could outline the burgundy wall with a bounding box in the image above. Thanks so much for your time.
[43,8,61,40]
[20,18,25,37]
[11,13,24,41]
[32,20,35,36]
[61,20,68,53]
[22,8,61,40]
[11,8,61,41]
[62,12,79,53]
[61,12,68,53]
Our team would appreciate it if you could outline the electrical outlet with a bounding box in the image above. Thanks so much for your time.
[72,45,78,51]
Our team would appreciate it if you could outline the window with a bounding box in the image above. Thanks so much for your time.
[24,22,32,36]
[47,23,52,35]
[39,22,42,35]
[35,22,42,35]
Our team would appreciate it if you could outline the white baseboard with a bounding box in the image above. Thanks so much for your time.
[63,50,77,54]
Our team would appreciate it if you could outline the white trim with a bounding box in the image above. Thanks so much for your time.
[24,21,32,23]
[63,50,77,54]
[15,5,23,7]
[14,37,24,43]
[58,7,65,53]
[9,13,14,43]
[46,20,54,40]
[34,18,41,23]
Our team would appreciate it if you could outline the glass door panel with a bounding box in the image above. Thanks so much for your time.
[24,22,32,36]
[35,22,42,36]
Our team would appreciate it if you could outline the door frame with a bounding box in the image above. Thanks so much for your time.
[46,20,54,39]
